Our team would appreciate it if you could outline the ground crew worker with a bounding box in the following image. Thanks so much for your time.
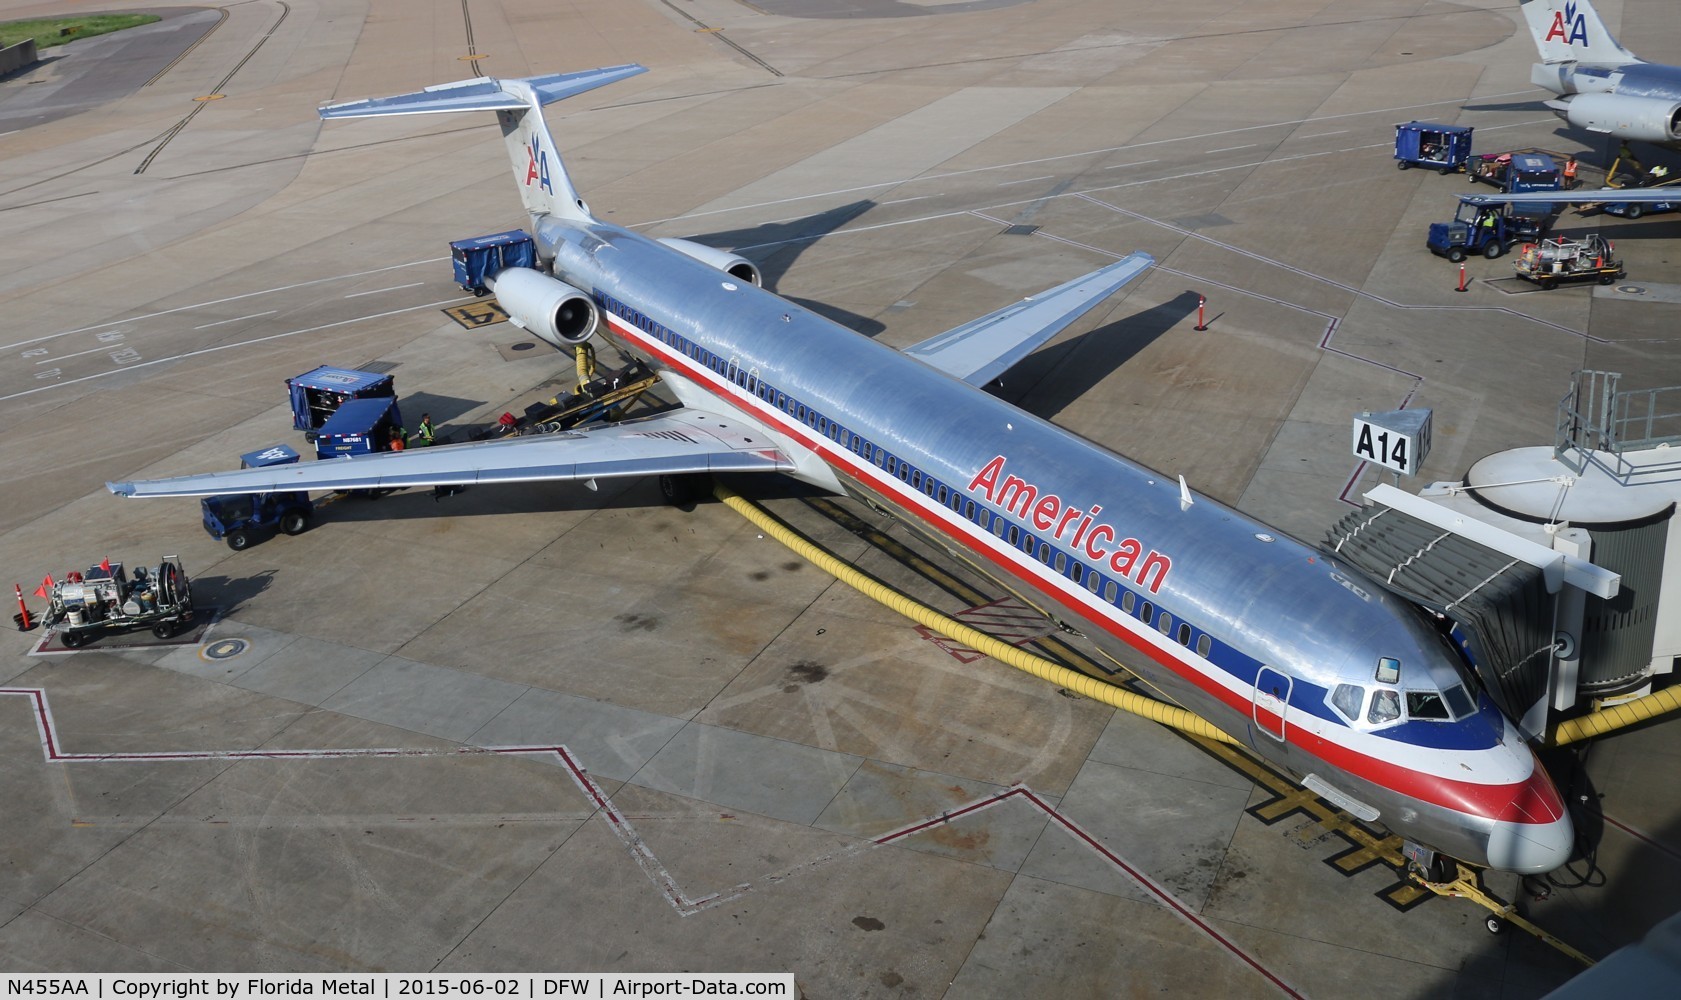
[417,413,436,446]
[1563,156,1579,189]
[389,429,406,452]
[1647,164,1671,186]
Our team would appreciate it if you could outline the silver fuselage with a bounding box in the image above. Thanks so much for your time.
[537,215,1572,873]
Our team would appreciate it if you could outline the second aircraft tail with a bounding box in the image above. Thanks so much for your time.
[1519,0,1637,65]
[318,65,648,225]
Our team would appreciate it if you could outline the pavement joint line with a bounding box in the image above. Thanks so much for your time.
[1,684,1296,992]
[638,89,1545,227]
[0,296,474,403]
[0,257,451,353]
[723,118,1557,258]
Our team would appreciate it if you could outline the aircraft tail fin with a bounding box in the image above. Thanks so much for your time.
[318,65,648,224]
[1519,0,1637,64]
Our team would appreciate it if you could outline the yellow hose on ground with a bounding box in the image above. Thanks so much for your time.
[714,484,1239,746]
[575,342,597,391]
[1552,684,1681,746]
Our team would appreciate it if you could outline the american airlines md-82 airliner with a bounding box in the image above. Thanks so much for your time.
[109,66,1573,876]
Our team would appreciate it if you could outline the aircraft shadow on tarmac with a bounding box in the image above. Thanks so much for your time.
[686,199,888,337]
[190,569,277,617]
[311,474,665,523]
[391,392,485,426]
[988,291,1199,422]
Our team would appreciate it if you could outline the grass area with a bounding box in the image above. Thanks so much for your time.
[0,14,161,51]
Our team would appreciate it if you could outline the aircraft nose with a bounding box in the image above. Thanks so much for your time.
[1484,761,1574,874]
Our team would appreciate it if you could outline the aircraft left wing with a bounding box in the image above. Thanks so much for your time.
[107,410,792,498]
[1465,188,1679,206]
[902,252,1153,386]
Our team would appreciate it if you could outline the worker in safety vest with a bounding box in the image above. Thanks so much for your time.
[1563,156,1579,189]
[417,414,436,446]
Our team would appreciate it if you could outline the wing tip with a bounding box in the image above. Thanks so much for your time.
[106,482,135,498]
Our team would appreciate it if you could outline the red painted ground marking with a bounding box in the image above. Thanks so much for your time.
[916,597,1056,662]
[2,687,1297,994]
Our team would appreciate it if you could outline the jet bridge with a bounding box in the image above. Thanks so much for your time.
[1327,485,1618,740]
[1329,369,1681,741]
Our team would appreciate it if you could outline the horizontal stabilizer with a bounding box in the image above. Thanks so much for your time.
[903,252,1153,386]
[319,65,647,119]
[109,410,789,498]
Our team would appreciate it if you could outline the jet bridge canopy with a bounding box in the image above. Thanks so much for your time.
[1326,502,1556,730]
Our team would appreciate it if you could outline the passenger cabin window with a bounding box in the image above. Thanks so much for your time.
[1157,612,1172,636]
[1330,683,1364,722]
[1367,688,1401,725]
[1195,634,1211,657]
[1406,691,1451,721]
[1122,592,1135,613]
[1139,601,1153,623]
[1177,623,1191,646]
[1376,657,1401,684]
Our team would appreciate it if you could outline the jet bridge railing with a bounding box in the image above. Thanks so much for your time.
[1555,370,1681,478]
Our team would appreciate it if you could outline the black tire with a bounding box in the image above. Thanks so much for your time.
[1600,273,1617,285]
[1625,204,1644,219]
[1397,161,1410,171]
[60,630,87,649]
[1483,240,1506,260]
[1541,278,1559,291]
[1438,166,1452,176]
[658,473,711,507]
[226,529,252,552]
[280,510,310,536]
[1485,916,1506,935]
[152,623,176,639]
[1447,247,1467,263]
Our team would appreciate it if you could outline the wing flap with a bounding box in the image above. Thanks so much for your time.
[902,252,1153,386]
[109,410,790,498]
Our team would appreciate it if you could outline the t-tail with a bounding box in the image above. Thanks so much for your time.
[317,65,648,226]
[1520,0,1638,65]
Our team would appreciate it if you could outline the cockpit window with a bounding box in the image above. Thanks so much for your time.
[1367,688,1401,725]
[1330,683,1365,722]
[1443,685,1475,718]
[1406,691,1450,720]
[1375,656,1401,684]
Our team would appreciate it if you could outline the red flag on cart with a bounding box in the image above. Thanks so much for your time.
[99,557,111,573]
[33,574,54,598]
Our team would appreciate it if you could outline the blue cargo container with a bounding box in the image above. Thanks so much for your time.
[1394,122,1474,174]
[287,366,396,431]
[312,396,405,459]
[451,229,537,295]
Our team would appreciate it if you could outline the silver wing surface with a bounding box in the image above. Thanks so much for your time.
[901,252,1153,386]
[108,410,791,498]
[1465,188,1681,205]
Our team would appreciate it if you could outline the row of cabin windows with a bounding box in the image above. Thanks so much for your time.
[602,292,1220,667]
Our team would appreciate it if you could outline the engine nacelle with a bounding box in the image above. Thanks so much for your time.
[1559,92,1681,144]
[488,267,598,348]
[657,238,763,287]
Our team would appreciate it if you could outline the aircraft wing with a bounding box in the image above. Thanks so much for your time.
[107,410,792,498]
[1465,188,1680,206]
[902,252,1153,386]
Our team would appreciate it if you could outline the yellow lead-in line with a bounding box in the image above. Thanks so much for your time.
[711,482,1239,746]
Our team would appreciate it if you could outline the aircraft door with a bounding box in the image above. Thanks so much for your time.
[1252,666,1291,743]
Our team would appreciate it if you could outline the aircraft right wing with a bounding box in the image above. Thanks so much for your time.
[902,252,1153,386]
[107,409,792,498]
[1466,188,1680,206]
